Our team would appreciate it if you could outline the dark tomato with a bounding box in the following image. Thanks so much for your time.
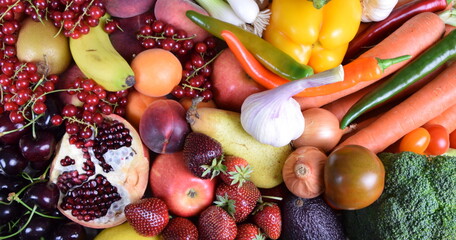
[324,145,385,210]
[398,127,430,154]
[424,124,449,155]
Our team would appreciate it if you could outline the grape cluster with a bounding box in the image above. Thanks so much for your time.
[136,17,219,101]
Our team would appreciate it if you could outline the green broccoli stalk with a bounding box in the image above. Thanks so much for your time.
[342,151,456,240]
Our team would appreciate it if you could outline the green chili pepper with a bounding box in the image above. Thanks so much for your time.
[340,29,456,129]
[186,10,314,80]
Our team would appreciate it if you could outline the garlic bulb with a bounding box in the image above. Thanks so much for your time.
[361,0,398,23]
[240,65,344,147]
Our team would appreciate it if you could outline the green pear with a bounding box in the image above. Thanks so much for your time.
[188,107,292,188]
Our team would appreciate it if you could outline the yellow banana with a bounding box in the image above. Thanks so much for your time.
[69,15,135,92]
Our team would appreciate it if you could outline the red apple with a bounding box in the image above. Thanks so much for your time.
[150,152,216,217]
[211,49,267,112]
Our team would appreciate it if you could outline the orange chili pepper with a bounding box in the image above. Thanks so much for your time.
[220,30,410,98]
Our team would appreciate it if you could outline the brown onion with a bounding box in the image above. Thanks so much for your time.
[282,146,327,199]
[292,108,347,153]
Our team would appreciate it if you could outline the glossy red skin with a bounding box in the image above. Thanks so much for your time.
[139,99,190,154]
[149,152,216,217]
[211,49,266,112]
[324,145,385,210]
[398,127,430,154]
[424,124,449,155]
[450,129,456,149]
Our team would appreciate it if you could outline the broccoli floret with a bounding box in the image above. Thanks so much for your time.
[343,151,456,240]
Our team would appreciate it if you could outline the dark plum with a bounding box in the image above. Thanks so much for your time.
[139,99,190,154]
[102,0,156,18]
[23,182,59,212]
[19,130,56,162]
[110,11,152,63]
[0,190,23,225]
[0,146,28,176]
[18,215,54,240]
[0,113,30,145]
[50,221,87,240]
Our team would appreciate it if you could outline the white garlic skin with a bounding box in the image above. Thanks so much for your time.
[240,91,304,148]
[361,0,398,22]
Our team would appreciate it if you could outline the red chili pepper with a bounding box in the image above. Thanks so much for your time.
[221,30,410,98]
[344,0,449,62]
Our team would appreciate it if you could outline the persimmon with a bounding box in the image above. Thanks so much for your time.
[131,48,182,97]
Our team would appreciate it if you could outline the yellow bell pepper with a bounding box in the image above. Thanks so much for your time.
[263,0,362,73]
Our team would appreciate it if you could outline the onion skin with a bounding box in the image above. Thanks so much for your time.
[292,108,345,153]
[282,146,327,199]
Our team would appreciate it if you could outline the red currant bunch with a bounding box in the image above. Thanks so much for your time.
[22,0,109,39]
[137,18,220,101]
[0,61,59,124]
[59,77,130,148]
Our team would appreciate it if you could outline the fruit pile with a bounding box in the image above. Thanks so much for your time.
[2,0,455,239]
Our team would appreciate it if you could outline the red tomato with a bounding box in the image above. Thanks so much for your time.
[424,124,449,155]
[398,127,431,154]
[450,130,456,149]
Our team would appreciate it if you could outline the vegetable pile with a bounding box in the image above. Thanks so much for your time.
[343,151,456,240]
[1,0,456,239]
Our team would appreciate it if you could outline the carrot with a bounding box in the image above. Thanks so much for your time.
[322,64,446,121]
[295,11,446,110]
[337,61,456,153]
[424,104,456,133]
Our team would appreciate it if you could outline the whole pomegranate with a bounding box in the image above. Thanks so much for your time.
[49,114,149,228]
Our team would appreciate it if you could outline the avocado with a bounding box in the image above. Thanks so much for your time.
[281,193,345,240]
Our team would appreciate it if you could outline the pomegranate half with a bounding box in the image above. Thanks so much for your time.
[49,114,149,229]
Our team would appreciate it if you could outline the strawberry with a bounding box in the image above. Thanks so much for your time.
[124,197,169,237]
[215,181,261,222]
[161,217,198,240]
[183,132,225,179]
[236,223,265,240]
[252,203,282,240]
[220,156,253,186]
[198,205,237,240]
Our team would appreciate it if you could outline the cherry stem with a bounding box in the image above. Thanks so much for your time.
[0,205,37,240]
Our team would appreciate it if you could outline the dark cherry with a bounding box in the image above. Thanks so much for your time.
[23,182,60,212]
[36,95,63,130]
[0,189,23,225]
[50,221,87,240]
[0,113,30,145]
[0,145,28,176]
[0,174,27,192]
[18,215,54,240]
[19,130,56,162]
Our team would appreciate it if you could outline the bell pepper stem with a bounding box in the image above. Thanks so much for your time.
[376,55,412,72]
